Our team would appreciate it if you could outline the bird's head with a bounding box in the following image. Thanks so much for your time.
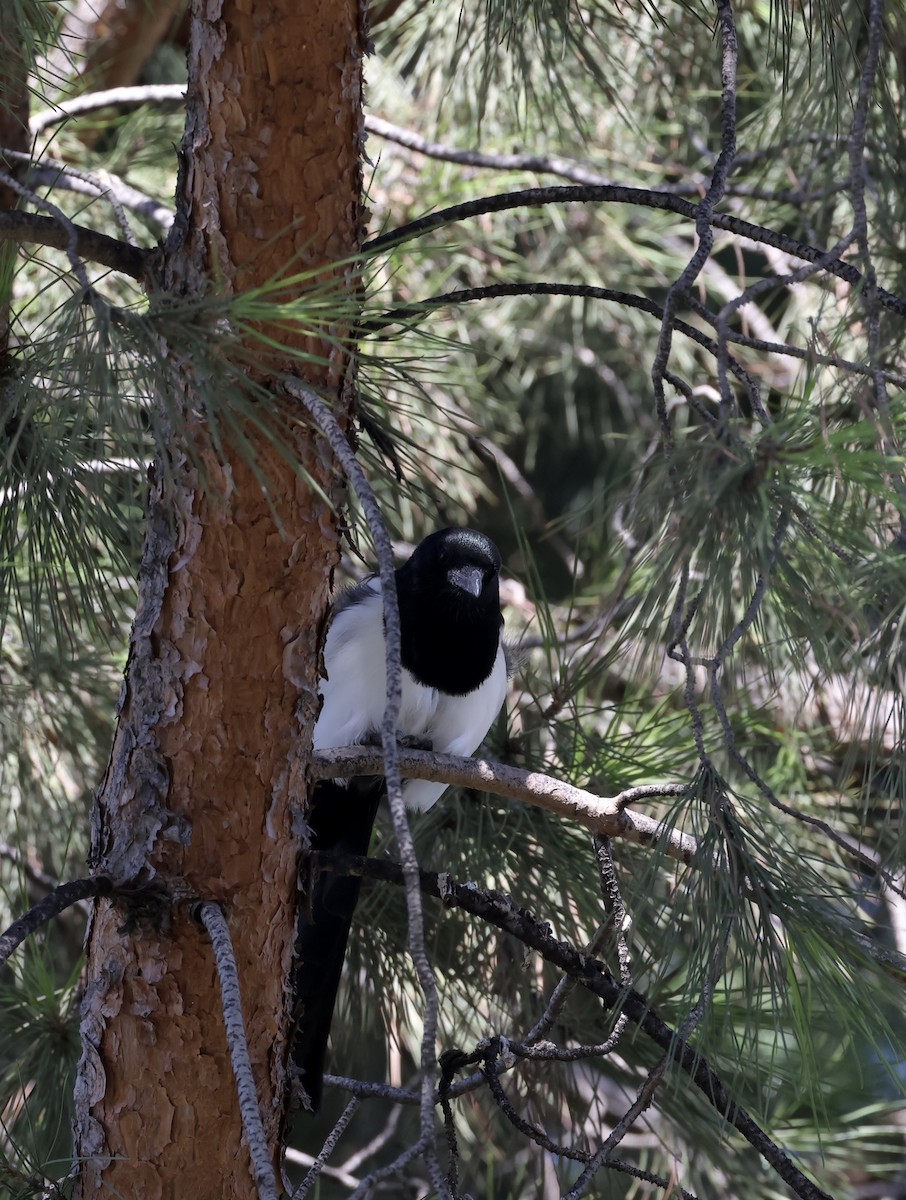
[394,527,504,694]
[398,527,502,611]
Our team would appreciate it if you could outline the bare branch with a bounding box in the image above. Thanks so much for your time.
[0,876,112,970]
[30,83,187,135]
[360,282,763,402]
[347,1136,431,1200]
[0,165,95,295]
[290,1097,360,1200]
[0,841,66,894]
[4,148,138,244]
[652,0,741,432]
[366,113,625,187]
[324,854,834,1200]
[363,185,906,319]
[337,1102,404,1173]
[283,1147,360,1191]
[362,277,906,392]
[285,379,448,1199]
[312,745,697,863]
[0,210,148,277]
[3,145,173,234]
[369,113,844,207]
[24,82,906,324]
[196,902,280,1200]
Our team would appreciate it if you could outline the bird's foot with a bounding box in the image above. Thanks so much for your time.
[361,730,433,751]
[398,733,433,751]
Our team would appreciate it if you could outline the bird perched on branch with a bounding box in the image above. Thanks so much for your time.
[292,527,507,1111]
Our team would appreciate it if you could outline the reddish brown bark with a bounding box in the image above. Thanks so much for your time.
[72,2,366,1197]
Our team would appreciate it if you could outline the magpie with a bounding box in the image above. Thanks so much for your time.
[292,527,507,1111]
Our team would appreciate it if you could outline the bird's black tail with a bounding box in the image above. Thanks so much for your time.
[292,776,384,1112]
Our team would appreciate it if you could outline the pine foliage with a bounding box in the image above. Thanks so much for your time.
[1,0,905,1197]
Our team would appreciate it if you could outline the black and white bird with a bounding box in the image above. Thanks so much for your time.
[292,527,507,1110]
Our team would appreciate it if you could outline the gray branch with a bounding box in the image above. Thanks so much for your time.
[285,379,449,1200]
[197,902,281,1200]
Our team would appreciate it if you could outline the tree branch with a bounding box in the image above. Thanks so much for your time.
[26,82,906,323]
[312,745,697,864]
[289,1097,360,1199]
[360,277,906,399]
[318,853,834,1200]
[365,114,840,207]
[0,210,149,277]
[196,902,281,1200]
[285,379,448,1198]
[363,184,906,319]
[652,0,741,433]
[0,876,113,970]
[30,83,187,135]
[360,282,762,409]
[0,840,66,894]
[3,145,174,234]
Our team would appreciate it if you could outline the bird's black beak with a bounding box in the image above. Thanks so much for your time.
[448,565,484,597]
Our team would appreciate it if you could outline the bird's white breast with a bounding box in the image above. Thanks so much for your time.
[312,580,505,811]
[401,642,507,812]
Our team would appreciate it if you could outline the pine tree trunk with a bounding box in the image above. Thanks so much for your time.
[71,3,366,1196]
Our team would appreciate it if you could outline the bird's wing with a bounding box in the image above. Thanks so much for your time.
[313,580,385,749]
[314,580,439,752]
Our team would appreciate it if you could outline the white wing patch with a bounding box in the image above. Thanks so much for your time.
[313,581,436,752]
[313,581,506,812]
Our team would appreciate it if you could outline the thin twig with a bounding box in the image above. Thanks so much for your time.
[0,841,66,894]
[1,146,139,244]
[504,913,629,1080]
[845,0,905,523]
[440,1036,695,1199]
[290,1097,360,1200]
[339,1102,404,1172]
[366,113,618,187]
[438,1052,462,1197]
[2,145,173,234]
[283,1147,361,1191]
[709,225,861,424]
[567,891,735,1199]
[594,836,633,987]
[285,378,449,1199]
[367,112,840,208]
[0,167,94,296]
[360,282,761,401]
[652,0,740,434]
[481,1039,588,1164]
[714,697,906,901]
[714,509,789,668]
[325,856,831,1200]
[347,1135,431,1200]
[669,565,714,770]
[196,902,280,1200]
[363,279,906,390]
[363,185,906,319]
